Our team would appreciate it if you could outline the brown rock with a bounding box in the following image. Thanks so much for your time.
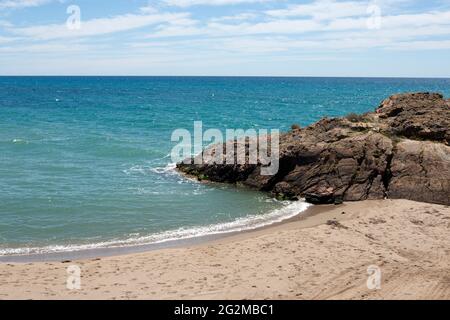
[377,92,450,144]
[177,92,450,206]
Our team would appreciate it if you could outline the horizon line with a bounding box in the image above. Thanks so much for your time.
[1,75,449,79]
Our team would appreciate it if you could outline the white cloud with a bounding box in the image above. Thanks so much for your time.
[163,0,270,7]
[1,0,449,76]
[0,19,13,27]
[0,35,17,43]
[0,42,92,53]
[0,0,53,10]
[216,19,321,35]
[385,39,450,50]
[266,0,369,20]
[210,13,258,22]
[148,19,324,38]
[145,3,450,39]
[11,12,190,40]
[382,10,450,28]
[139,4,158,14]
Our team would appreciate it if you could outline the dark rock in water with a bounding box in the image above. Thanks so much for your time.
[177,93,450,206]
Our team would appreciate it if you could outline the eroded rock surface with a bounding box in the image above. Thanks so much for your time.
[178,93,450,205]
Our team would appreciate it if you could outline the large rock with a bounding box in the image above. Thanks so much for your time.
[377,92,450,143]
[177,93,450,205]
[389,140,450,204]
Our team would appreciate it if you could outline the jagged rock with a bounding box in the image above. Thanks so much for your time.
[177,93,450,206]
[377,92,450,144]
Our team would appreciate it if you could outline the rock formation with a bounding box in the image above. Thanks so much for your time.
[177,93,450,205]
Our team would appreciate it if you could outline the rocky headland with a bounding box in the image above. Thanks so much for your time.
[177,93,450,206]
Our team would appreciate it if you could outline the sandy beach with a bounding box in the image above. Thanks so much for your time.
[0,199,449,300]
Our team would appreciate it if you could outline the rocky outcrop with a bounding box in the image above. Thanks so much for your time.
[177,93,450,205]
[376,93,450,143]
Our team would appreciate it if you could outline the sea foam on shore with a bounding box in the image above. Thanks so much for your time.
[0,200,310,256]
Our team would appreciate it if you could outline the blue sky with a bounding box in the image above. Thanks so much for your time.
[0,0,449,76]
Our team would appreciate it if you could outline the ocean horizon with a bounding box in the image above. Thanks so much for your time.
[1,76,449,256]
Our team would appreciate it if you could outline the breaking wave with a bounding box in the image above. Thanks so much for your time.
[0,200,310,256]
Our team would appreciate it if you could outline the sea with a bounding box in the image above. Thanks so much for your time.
[1,76,449,257]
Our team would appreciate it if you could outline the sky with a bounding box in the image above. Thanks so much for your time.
[0,0,449,76]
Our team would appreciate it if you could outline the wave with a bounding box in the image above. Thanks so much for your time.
[149,162,177,175]
[0,200,311,256]
[122,162,177,176]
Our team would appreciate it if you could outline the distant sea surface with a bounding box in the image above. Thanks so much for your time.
[1,77,449,256]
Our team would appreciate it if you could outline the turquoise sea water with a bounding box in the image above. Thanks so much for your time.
[1,77,449,256]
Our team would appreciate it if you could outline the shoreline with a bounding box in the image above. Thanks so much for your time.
[1,199,448,300]
[0,200,314,263]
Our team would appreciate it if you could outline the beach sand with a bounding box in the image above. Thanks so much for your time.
[0,199,449,300]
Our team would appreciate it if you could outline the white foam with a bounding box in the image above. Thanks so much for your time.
[0,200,311,256]
[122,165,150,175]
[123,163,177,176]
[12,138,28,144]
[150,163,177,175]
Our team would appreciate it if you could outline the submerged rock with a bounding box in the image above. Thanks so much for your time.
[177,93,450,205]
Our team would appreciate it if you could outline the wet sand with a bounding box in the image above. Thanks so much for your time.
[0,199,449,300]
